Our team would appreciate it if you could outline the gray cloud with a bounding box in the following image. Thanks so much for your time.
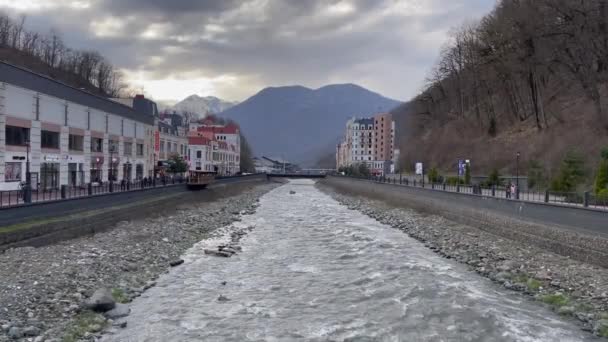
[0,0,495,101]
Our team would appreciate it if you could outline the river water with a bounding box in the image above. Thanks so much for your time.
[104,180,594,342]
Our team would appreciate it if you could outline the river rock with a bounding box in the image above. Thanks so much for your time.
[22,325,40,336]
[290,191,296,194]
[204,249,232,257]
[217,295,230,302]
[8,327,24,339]
[104,303,131,319]
[85,288,116,312]
[169,259,185,267]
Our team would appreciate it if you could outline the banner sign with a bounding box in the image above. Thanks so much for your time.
[415,162,423,175]
[458,159,470,176]
[154,131,160,152]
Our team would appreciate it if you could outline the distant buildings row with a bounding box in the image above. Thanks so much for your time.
[253,156,298,174]
[0,61,240,191]
[336,112,399,176]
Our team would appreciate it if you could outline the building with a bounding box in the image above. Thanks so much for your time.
[187,121,241,176]
[335,112,396,176]
[0,62,155,190]
[253,157,275,173]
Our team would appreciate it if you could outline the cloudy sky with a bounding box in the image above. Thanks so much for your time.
[0,0,495,104]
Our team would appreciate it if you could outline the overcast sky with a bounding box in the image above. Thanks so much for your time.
[0,0,495,104]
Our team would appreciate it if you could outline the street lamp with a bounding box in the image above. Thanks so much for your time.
[516,151,520,199]
[23,138,31,203]
[109,144,116,182]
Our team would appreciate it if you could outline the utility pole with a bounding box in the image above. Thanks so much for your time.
[24,139,31,203]
[516,151,520,200]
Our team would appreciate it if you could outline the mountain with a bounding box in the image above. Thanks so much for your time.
[172,95,238,115]
[219,83,402,166]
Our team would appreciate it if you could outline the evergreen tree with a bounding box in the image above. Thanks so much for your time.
[167,154,188,174]
[594,148,608,195]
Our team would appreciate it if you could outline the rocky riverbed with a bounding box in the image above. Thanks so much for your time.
[0,182,278,342]
[319,185,608,338]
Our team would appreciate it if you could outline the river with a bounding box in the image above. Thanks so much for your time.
[103,179,594,342]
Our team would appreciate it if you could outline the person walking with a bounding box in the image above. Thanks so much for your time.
[511,183,517,199]
[506,182,511,199]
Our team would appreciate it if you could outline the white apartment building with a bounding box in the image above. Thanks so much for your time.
[336,114,396,176]
[187,122,241,176]
[0,62,155,190]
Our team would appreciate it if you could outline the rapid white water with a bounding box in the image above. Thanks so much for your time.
[104,180,593,342]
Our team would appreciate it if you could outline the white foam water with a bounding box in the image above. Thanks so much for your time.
[103,179,594,342]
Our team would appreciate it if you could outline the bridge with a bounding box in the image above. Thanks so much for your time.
[266,169,333,178]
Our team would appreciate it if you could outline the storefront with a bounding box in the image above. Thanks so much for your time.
[68,163,84,187]
[91,156,104,183]
[136,164,144,180]
[40,162,59,190]
[122,162,132,181]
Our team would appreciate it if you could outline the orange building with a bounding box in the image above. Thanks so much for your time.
[373,113,394,162]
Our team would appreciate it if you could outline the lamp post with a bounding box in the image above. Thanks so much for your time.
[109,145,115,182]
[23,139,31,203]
[516,151,520,200]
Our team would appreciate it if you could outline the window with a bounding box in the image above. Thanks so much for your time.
[124,142,133,156]
[5,162,21,182]
[109,140,119,153]
[136,144,144,156]
[69,134,84,151]
[196,151,202,159]
[160,141,165,152]
[5,126,29,146]
[91,138,103,152]
[41,130,60,149]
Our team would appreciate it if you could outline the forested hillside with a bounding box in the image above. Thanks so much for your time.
[395,0,608,190]
[0,13,124,96]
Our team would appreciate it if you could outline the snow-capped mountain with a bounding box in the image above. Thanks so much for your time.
[172,95,238,116]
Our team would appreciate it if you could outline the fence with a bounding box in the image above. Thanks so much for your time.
[358,175,608,211]
[0,176,186,209]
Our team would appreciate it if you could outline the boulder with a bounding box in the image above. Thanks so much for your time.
[84,288,116,312]
[204,249,231,257]
[23,326,40,337]
[104,303,131,319]
[169,259,184,267]
[8,327,24,339]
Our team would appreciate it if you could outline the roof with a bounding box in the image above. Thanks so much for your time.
[0,61,154,125]
[188,136,211,145]
[197,124,239,135]
[355,118,374,126]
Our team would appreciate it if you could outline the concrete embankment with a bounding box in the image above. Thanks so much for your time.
[0,174,268,251]
[0,181,279,342]
[319,176,608,267]
[318,177,608,337]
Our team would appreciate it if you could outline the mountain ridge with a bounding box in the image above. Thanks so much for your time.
[219,83,402,166]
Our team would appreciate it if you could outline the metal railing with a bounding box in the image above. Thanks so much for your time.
[0,176,187,209]
[349,175,608,211]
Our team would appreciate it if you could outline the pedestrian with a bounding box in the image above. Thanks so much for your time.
[506,182,511,199]
[511,183,517,199]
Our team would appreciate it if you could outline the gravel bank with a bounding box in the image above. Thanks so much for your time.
[0,182,278,342]
[319,185,608,338]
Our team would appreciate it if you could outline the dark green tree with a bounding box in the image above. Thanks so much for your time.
[527,160,547,189]
[428,167,441,183]
[358,163,371,178]
[487,168,501,187]
[551,152,586,192]
[464,163,471,185]
[167,154,188,174]
[594,148,608,195]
